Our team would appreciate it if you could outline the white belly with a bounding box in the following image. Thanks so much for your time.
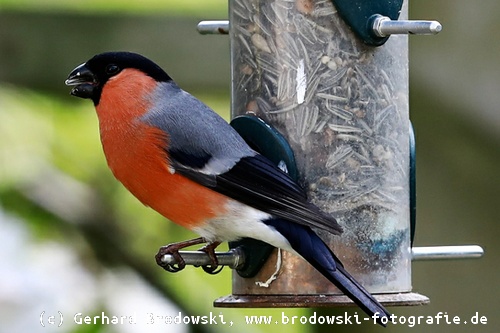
[192,199,296,255]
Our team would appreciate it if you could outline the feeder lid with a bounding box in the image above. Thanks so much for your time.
[331,0,403,46]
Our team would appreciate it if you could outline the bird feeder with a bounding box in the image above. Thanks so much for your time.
[160,0,483,308]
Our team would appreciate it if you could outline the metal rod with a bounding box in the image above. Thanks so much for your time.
[197,20,229,35]
[411,245,484,261]
[161,245,483,270]
[372,15,442,37]
[160,248,245,269]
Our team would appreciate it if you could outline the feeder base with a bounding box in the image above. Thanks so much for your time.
[214,293,429,308]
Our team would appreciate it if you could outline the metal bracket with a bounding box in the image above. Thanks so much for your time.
[412,245,484,261]
[159,245,484,271]
[197,20,229,35]
[371,14,442,38]
[331,0,441,46]
[160,248,246,270]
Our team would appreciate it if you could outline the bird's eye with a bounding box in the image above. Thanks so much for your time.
[105,64,120,75]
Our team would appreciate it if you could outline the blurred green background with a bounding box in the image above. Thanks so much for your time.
[0,1,498,333]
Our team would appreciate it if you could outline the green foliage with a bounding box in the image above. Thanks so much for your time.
[0,0,227,16]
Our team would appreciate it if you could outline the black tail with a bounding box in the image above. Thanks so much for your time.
[264,218,390,326]
[316,257,391,326]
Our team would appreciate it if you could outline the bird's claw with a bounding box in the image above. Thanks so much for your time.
[155,244,187,272]
[163,262,186,273]
[198,241,223,275]
[202,264,224,275]
[155,238,224,274]
[155,237,206,273]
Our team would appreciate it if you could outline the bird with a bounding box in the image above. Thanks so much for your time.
[65,51,390,325]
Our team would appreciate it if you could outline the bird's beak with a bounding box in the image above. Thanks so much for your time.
[65,63,97,99]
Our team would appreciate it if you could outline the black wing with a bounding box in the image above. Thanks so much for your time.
[176,153,343,236]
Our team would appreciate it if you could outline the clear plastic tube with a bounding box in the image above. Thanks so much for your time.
[230,0,411,294]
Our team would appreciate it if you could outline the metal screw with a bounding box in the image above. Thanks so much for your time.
[411,245,484,261]
[160,248,246,269]
[372,15,442,37]
[159,244,483,271]
[197,20,230,35]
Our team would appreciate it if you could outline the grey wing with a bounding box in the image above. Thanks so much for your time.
[141,81,255,175]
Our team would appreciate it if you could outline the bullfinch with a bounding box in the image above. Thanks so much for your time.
[65,51,390,324]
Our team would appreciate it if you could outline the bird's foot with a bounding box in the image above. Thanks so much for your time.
[197,241,223,274]
[155,237,206,272]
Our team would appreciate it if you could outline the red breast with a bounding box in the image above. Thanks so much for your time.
[95,68,228,228]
